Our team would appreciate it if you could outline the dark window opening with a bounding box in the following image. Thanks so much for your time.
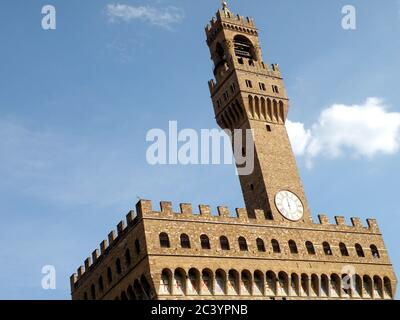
[238,237,248,251]
[135,239,141,255]
[265,210,273,220]
[256,238,266,252]
[272,239,281,253]
[125,249,131,266]
[159,233,170,248]
[323,242,332,256]
[116,258,122,274]
[370,245,380,259]
[266,125,272,132]
[339,243,349,257]
[180,234,191,249]
[289,240,298,254]
[98,276,104,292]
[200,235,211,250]
[355,244,365,258]
[220,236,230,250]
[234,35,255,60]
[107,267,113,283]
[91,284,96,300]
[306,241,316,255]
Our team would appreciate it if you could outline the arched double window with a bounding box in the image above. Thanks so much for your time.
[180,234,191,249]
[200,235,211,250]
[159,233,170,248]
[220,236,230,250]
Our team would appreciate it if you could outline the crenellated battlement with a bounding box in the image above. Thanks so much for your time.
[205,7,257,45]
[71,210,138,286]
[70,199,382,287]
[208,56,282,95]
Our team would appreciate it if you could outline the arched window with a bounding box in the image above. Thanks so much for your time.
[323,242,332,256]
[127,285,136,300]
[238,237,248,251]
[306,241,315,255]
[384,277,392,298]
[301,274,309,296]
[254,271,264,295]
[188,269,200,295]
[160,269,172,295]
[321,274,330,297]
[271,239,281,253]
[83,292,88,300]
[174,269,186,295]
[180,234,191,249]
[135,239,141,254]
[363,275,372,298]
[278,272,289,296]
[228,270,239,295]
[288,240,298,254]
[98,276,104,292]
[159,233,170,248]
[256,238,266,252]
[200,235,211,250]
[107,267,112,283]
[215,269,227,295]
[355,244,365,257]
[91,284,96,300]
[370,245,380,259]
[201,269,213,295]
[220,236,230,250]
[116,258,122,274]
[339,243,349,256]
[125,249,131,266]
[233,35,256,60]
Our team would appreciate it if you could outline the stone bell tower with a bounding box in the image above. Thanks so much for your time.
[206,2,312,223]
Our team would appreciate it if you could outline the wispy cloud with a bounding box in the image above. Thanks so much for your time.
[0,119,145,208]
[286,97,400,168]
[106,3,184,28]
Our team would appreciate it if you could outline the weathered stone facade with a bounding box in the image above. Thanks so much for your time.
[70,3,397,300]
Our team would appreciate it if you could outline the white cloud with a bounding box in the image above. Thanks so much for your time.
[106,3,184,28]
[286,120,311,156]
[286,97,400,168]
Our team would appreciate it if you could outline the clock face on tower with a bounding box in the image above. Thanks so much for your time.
[275,191,304,221]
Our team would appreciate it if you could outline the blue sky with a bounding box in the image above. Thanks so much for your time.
[0,0,399,299]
